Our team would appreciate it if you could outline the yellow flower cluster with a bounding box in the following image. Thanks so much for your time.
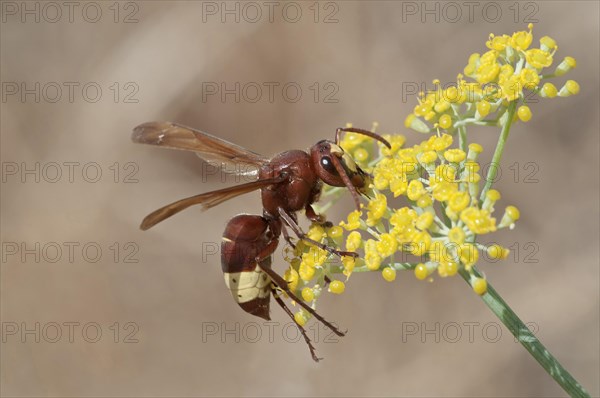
[283,223,348,323]
[284,132,519,323]
[404,24,579,133]
[340,134,518,286]
[284,26,579,326]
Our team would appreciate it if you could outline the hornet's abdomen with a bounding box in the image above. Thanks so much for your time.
[221,214,275,320]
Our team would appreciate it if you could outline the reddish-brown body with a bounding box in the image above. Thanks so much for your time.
[132,121,390,361]
[221,215,275,320]
[223,149,323,320]
[259,150,322,219]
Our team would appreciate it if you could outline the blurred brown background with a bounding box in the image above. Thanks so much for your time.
[1,1,598,397]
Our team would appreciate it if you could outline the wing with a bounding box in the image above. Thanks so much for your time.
[132,121,269,176]
[139,176,285,230]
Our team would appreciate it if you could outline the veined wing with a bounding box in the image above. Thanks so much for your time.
[139,176,285,230]
[132,121,268,176]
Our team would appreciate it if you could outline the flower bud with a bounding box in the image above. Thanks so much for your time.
[554,56,577,76]
[558,80,580,97]
[404,114,430,133]
[499,205,520,229]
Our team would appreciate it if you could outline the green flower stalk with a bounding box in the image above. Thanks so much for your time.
[281,25,588,396]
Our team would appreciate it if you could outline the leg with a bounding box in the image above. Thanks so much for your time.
[255,261,345,337]
[272,290,321,362]
[252,237,279,265]
[281,226,297,250]
[305,204,334,229]
[305,204,326,224]
[278,208,358,258]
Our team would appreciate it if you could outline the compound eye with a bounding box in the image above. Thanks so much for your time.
[320,156,336,174]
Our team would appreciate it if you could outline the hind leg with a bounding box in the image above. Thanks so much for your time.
[272,290,321,362]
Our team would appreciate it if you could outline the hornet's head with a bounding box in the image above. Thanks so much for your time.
[309,127,391,210]
[310,140,371,195]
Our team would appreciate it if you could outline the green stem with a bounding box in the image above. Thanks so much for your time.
[458,124,467,152]
[480,101,517,202]
[439,202,452,228]
[453,118,499,128]
[452,104,468,152]
[459,268,590,397]
[329,262,416,274]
